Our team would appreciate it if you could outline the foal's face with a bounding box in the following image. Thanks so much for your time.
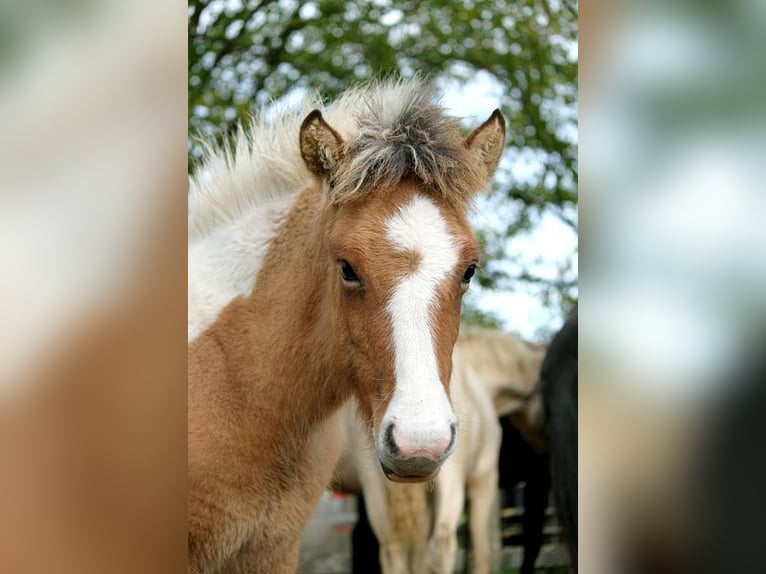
[300,104,506,481]
[328,183,480,481]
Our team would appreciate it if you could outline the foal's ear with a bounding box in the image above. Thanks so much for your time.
[300,110,345,179]
[464,109,506,178]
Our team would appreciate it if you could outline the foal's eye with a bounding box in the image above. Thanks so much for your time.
[462,264,477,284]
[339,260,361,284]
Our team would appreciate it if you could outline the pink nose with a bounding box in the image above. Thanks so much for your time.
[389,422,456,461]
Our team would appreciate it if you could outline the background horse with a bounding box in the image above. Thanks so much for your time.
[187,79,505,573]
[459,328,551,574]
[496,416,550,574]
[332,345,501,574]
[456,328,548,450]
[541,312,578,568]
[331,328,547,574]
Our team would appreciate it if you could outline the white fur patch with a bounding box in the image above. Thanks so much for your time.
[188,196,294,341]
[382,194,459,449]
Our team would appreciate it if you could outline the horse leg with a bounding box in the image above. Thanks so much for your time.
[429,469,465,574]
[410,531,430,574]
[359,477,407,574]
[383,541,412,574]
[375,501,417,574]
[520,458,550,574]
[467,468,501,574]
[352,494,382,574]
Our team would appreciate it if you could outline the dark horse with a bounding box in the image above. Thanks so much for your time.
[541,311,578,567]
[497,416,550,574]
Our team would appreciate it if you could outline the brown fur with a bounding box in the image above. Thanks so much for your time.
[188,185,347,574]
[188,82,505,573]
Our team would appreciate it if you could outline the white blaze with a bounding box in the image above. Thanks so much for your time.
[382,194,459,453]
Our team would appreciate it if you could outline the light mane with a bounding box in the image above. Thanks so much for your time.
[188,78,488,239]
[188,98,319,240]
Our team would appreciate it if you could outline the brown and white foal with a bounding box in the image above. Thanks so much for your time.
[187,80,505,573]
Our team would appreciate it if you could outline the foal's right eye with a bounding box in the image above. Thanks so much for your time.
[339,260,361,284]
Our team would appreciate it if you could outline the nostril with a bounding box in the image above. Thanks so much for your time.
[446,423,457,454]
[384,423,398,456]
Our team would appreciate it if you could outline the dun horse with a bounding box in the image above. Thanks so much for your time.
[187,80,505,573]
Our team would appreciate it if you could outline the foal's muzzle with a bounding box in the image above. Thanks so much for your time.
[377,421,457,482]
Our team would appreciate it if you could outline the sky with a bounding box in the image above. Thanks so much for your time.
[440,72,578,341]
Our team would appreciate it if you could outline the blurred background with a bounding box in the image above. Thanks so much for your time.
[188,0,579,341]
[0,2,187,573]
[580,0,766,572]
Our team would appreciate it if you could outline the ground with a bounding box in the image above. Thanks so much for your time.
[298,491,572,573]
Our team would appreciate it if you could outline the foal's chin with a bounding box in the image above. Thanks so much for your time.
[379,461,441,483]
[377,453,445,483]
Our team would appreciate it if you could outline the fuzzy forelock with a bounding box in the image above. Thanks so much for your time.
[188,78,488,239]
[329,79,487,210]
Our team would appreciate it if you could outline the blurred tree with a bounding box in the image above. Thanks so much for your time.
[188,0,577,334]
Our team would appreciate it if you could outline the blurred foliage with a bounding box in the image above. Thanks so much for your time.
[189,0,578,331]
[460,305,504,331]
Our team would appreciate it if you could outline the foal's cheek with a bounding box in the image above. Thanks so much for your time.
[342,301,392,393]
[339,294,367,346]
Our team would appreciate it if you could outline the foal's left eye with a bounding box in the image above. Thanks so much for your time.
[462,264,477,284]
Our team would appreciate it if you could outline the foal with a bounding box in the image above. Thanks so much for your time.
[188,80,505,573]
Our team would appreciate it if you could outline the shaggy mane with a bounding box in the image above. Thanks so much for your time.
[189,78,489,239]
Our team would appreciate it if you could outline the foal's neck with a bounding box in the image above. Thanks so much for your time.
[224,184,347,426]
